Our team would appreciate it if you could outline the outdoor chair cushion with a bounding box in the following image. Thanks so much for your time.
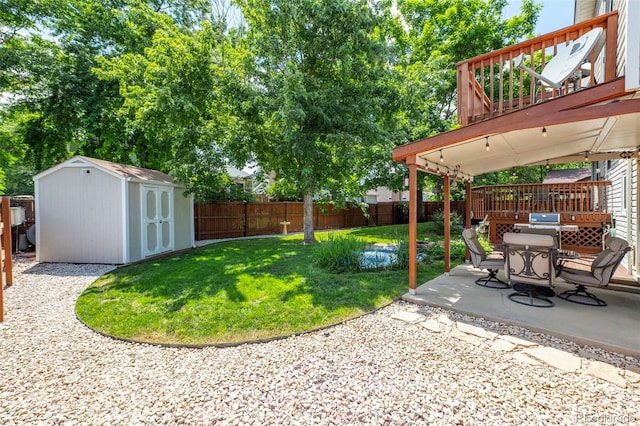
[503,232,556,287]
[561,236,630,287]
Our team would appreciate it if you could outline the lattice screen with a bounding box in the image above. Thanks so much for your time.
[495,223,602,249]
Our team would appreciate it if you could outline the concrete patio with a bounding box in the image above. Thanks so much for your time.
[402,263,640,358]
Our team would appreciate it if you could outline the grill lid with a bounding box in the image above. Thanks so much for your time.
[529,213,560,225]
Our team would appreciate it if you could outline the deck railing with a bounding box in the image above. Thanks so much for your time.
[471,181,611,218]
[471,182,612,253]
[457,12,619,126]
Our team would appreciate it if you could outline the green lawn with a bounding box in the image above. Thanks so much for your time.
[76,223,463,346]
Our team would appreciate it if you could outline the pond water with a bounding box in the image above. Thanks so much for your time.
[360,246,398,269]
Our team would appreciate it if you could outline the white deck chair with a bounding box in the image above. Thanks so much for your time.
[513,27,605,95]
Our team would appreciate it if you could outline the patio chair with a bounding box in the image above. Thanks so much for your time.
[503,232,557,308]
[461,228,508,289]
[557,237,630,307]
[513,27,605,96]
[519,228,559,248]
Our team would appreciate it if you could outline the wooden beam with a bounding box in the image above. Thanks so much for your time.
[465,180,472,262]
[392,78,633,163]
[407,159,418,292]
[1,197,12,288]
[605,12,618,81]
[444,174,451,273]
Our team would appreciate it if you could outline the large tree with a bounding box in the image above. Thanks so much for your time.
[96,15,256,201]
[0,0,214,193]
[235,0,398,243]
[378,0,541,205]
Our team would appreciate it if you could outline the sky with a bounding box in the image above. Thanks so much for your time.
[504,0,575,35]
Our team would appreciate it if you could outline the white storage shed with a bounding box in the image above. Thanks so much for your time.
[33,156,195,264]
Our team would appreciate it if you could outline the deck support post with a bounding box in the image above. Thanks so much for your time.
[408,158,418,292]
[465,180,472,262]
[444,174,451,273]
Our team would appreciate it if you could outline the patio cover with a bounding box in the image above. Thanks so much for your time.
[392,78,640,292]
[393,80,640,179]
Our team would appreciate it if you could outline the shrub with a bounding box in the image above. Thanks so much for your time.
[314,233,367,273]
[432,209,463,232]
[421,240,466,261]
[394,203,409,223]
[393,239,410,270]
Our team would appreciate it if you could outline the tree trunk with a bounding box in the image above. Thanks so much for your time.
[303,193,316,244]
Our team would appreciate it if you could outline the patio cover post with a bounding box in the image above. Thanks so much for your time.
[465,180,472,262]
[444,174,451,273]
[408,158,418,293]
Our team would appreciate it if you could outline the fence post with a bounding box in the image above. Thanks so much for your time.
[1,197,12,288]
[343,207,347,229]
[195,203,201,241]
[244,202,248,237]
[0,209,3,322]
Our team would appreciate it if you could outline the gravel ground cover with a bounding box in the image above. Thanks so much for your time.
[0,259,639,425]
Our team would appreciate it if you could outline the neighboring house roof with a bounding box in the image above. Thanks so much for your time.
[543,168,591,184]
[33,155,178,186]
[226,166,251,179]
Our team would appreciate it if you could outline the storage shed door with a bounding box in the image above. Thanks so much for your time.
[142,186,174,257]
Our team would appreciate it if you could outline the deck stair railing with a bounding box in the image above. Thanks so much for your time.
[457,11,619,126]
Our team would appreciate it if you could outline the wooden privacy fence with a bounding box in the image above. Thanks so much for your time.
[194,201,467,241]
[0,197,14,322]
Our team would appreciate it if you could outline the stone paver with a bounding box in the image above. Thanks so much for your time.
[625,369,640,384]
[586,360,627,388]
[512,352,543,366]
[523,347,582,373]
[490,339,517,352]
[419,319,442,333]
[3,260,638,424]
[437,314,453,326]
[456,322,498,339]
[390,311,424,324]
[450,330,485,346]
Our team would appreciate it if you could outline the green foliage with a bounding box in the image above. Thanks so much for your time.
[432,209,463,232]
[375,0,540,195]
[394,239,411,270]
[266,178,303,202]
[314,233,367,274]
[421,240,466,262]
[0,0,542,206]
[1,0,244,199]
[235,0,399,242]
[395,202,409,224]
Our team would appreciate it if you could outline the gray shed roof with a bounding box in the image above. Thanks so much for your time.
[34,156,178,186]
[78,156,175,184]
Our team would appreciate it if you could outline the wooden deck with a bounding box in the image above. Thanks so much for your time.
[472,182,611,254]
[457,12,619,126]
